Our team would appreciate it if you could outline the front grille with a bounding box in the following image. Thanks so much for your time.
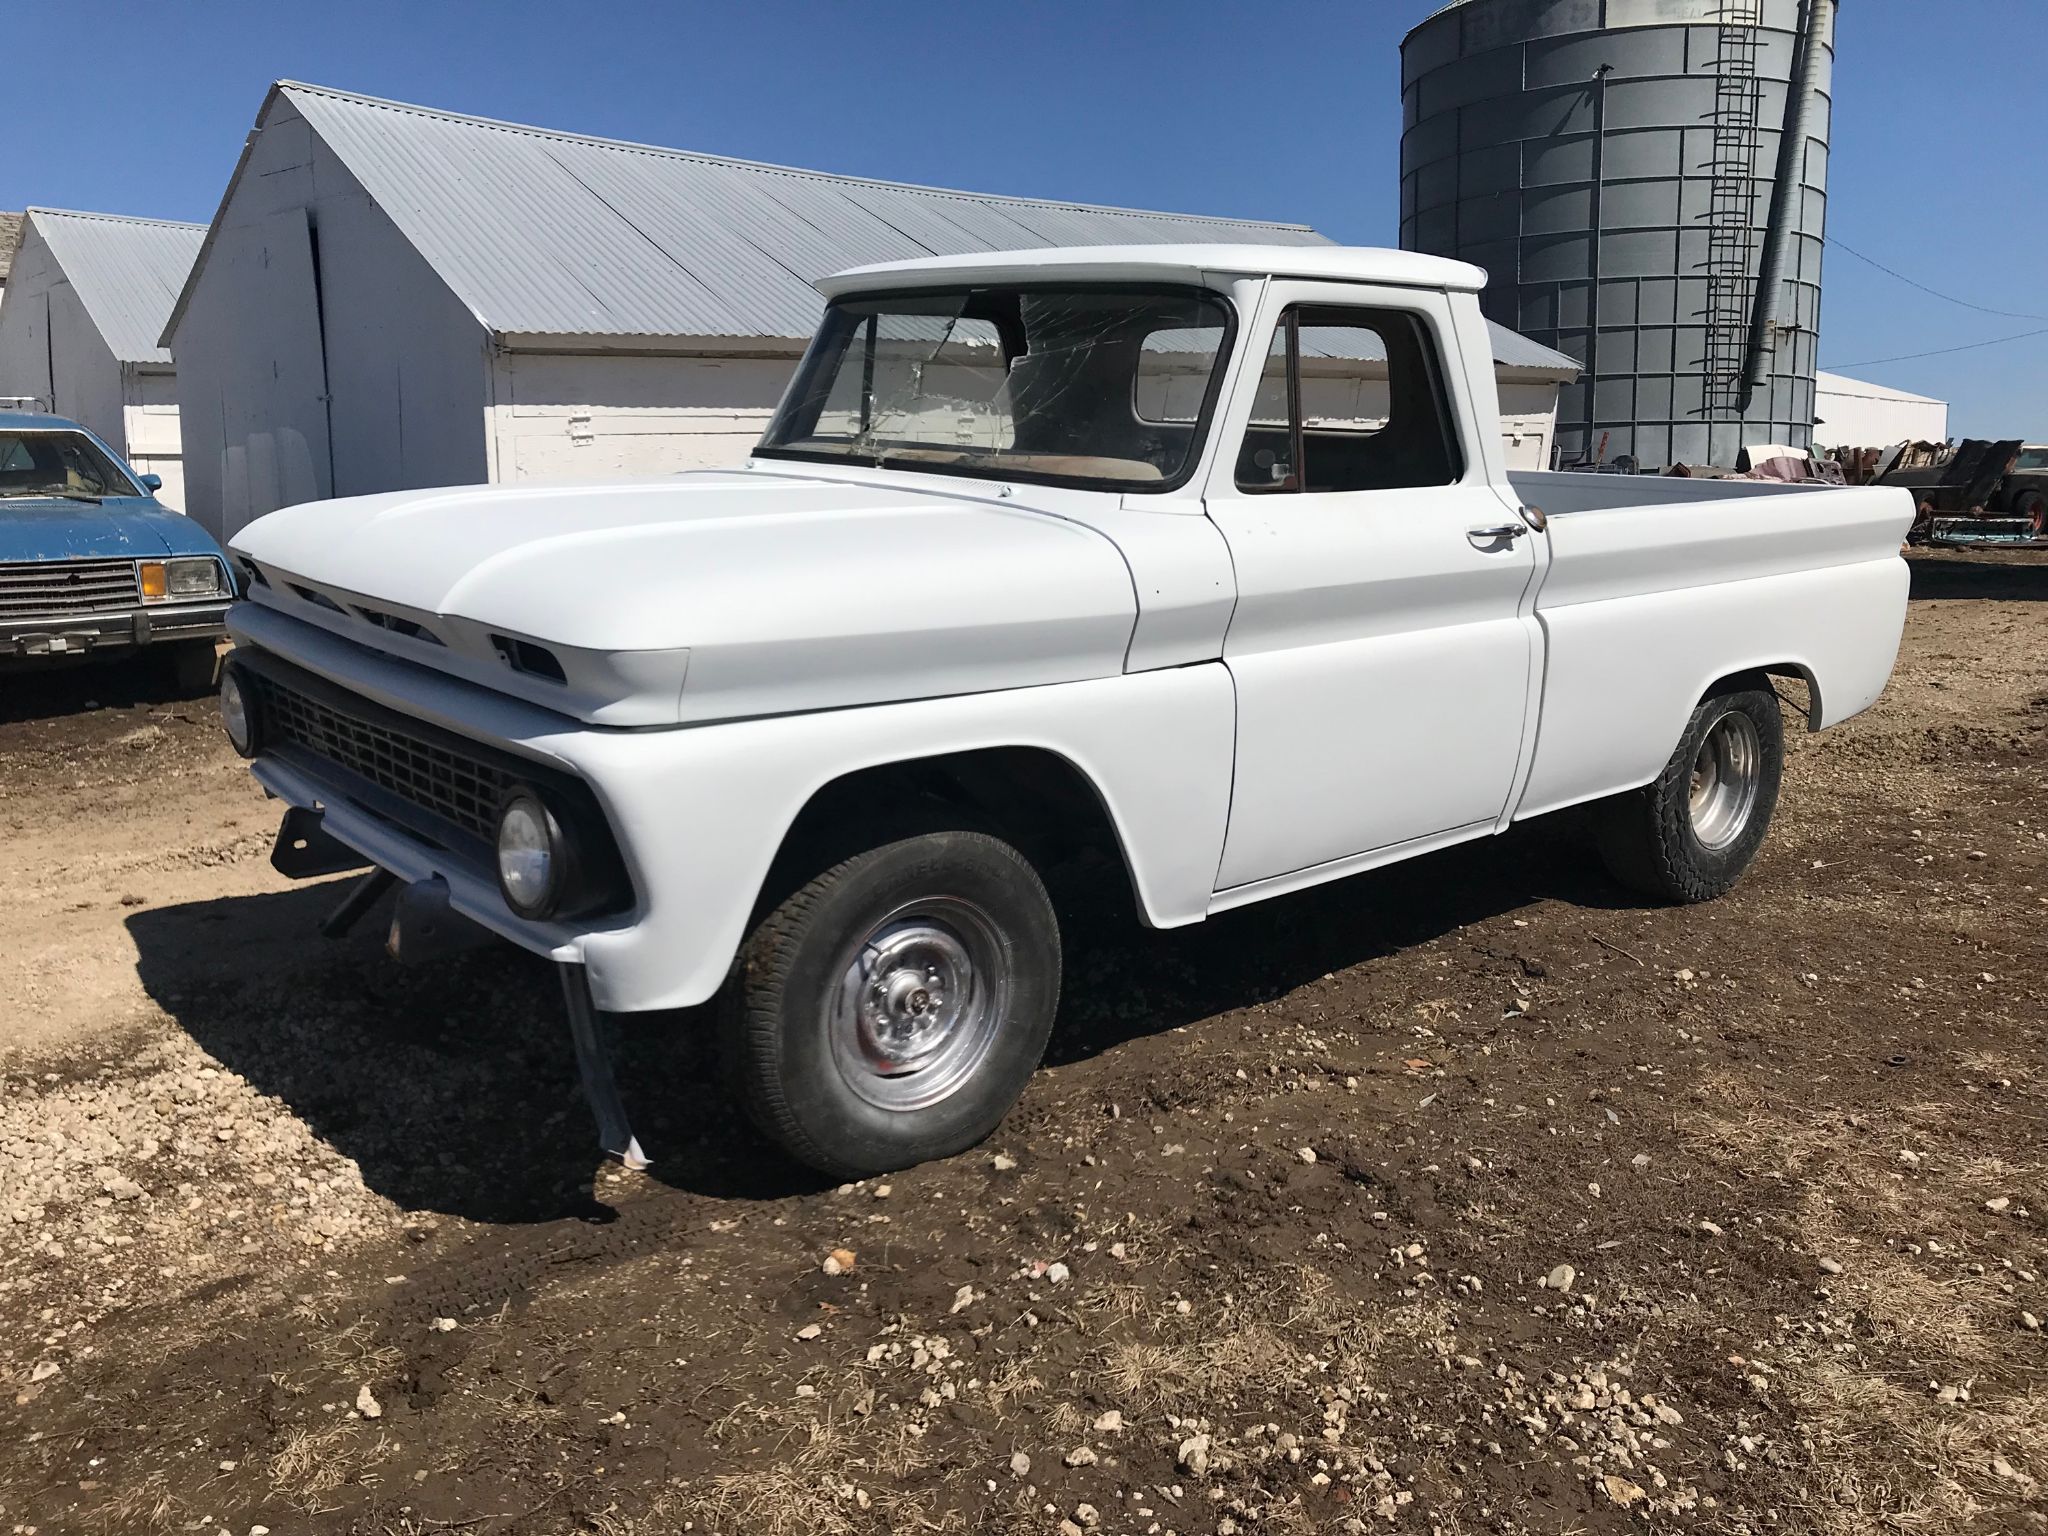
[0,559,141,619]
[251,673,513,843]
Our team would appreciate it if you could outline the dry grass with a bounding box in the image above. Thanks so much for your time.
[679,1414,935,1536]
[1780,1363,2047,1534]
[1677,1072,2048,1533]
[1099,1322,1301,1413]
[308,1315,403,1382]
[268,1420,384,1506]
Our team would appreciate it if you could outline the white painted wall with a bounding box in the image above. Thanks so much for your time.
[171,95,490,541]
[487,347,1564,483]
[489,350,790,481]
[123,366,185,509]
[1814,370,1948,449]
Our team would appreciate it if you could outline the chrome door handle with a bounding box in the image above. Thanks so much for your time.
[1466,523,1527,547]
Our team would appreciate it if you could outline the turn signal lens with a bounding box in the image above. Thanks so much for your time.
[138,561,168,599]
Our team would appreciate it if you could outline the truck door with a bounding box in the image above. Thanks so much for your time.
[1205,284,1543,893]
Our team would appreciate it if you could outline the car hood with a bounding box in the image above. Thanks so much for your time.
[231,470,1141,726]
[0,496,224,562]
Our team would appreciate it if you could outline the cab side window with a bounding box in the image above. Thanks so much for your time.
[1234,306,1464,494]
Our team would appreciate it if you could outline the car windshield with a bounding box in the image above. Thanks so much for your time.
[756,284,1233,491]
[0,430,140,501]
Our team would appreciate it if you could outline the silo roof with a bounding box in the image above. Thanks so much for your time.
[24,208,204,364]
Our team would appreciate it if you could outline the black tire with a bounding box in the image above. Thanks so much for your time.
[720,828,1061,1178]
[162,639,220,696]
[1596,680,1784,904]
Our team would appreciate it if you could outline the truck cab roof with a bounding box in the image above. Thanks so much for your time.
[817,243,1490,298]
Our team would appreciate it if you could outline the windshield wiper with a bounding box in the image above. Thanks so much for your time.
[0,489,105,503]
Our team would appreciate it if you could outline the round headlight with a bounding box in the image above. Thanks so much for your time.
[496,791,563,918]
[219,666,257,757]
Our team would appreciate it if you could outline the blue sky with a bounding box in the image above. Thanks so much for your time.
[8,0,2045,438]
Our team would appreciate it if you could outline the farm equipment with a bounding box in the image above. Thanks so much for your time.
[1862,439,2047,546]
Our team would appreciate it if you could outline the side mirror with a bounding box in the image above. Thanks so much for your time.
[138,473,163,493]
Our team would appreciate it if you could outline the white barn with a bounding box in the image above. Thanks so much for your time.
[1814,370,1949,449]
[166,83,1578,541]
[0,208,204,508]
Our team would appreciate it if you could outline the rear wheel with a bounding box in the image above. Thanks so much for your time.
[720,828,1061,1178]
[1596,681,1784,903]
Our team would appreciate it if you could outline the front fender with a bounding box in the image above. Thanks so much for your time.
[568,664,1236,1010]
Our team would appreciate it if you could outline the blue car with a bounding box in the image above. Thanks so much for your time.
[0,410,233,690]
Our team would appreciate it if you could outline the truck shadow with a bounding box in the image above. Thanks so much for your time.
[126,813,1628,1227]
[1906,553,2048,602]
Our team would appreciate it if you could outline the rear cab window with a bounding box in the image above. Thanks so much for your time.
[1234,305,1464,495]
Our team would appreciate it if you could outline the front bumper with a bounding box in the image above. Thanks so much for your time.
[1,601,231,657]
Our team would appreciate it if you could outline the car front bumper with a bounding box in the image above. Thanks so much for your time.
[1,601,231,657]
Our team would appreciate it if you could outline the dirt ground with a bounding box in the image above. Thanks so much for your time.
[1,550,2042,1536]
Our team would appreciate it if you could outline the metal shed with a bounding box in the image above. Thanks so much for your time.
[166,82,1579,539]
[0,208,205,508]
[1813,371,1948,450]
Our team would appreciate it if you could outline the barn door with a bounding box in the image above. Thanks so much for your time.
[4,291,56,412]
[223,208,333,531]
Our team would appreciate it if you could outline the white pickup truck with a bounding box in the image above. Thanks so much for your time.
[218,245,1914,1177]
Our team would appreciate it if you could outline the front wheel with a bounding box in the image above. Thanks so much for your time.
[720,829,1061,1178]
[1595,682,1785,904]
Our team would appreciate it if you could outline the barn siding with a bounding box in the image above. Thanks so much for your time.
[172,98,490,540]
[489,350,794,480]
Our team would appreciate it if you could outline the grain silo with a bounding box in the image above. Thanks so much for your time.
[1400,0,1836,469]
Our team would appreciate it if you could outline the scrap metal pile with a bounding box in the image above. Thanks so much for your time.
[1829,439,2048,545]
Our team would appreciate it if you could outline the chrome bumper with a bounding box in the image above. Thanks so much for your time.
[0,601,231,656]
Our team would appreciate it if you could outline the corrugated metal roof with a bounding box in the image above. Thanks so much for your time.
[1814,371,1945,407]
[28,208,204,364]
[272,82,1330,342]
[272,81,1327,342]
[165,82,1576,377]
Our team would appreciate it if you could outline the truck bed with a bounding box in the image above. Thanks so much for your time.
[1507,469,1836,516]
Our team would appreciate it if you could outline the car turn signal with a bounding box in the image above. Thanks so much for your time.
[138,562,168,599]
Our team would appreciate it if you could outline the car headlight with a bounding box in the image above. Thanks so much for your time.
[138,558,226,601]
[219,665,259,757]
[497,789,567,919]
[168,557,226,598]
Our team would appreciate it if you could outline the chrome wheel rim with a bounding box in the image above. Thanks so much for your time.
[1689,710,1762,851]
[829,897,1009,1112]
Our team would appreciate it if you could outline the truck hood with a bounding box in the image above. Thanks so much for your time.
[0,496,223,562]
[231,471,1140,726]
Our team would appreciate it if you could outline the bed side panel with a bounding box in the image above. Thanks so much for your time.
[1516,485,1911,819]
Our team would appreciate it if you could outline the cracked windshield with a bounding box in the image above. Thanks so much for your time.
[0,430,138,501]
[758,286,1231,490]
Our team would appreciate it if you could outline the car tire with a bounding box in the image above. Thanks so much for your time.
[2012,488,2048,537]
[720,828,1061,1179]
[1595,679,1785,904]
[163,639,221,696]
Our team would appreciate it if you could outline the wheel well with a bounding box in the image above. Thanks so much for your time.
[1711,664,1821,730]
[761,747,1138,918]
